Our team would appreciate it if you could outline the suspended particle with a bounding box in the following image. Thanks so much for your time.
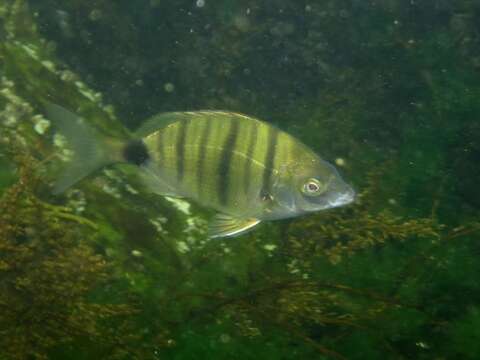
[164,82,175,93]
[335,158,346,167]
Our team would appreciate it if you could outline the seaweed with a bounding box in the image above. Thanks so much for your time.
[148,162,479,359]
[155,164,440,359]
[0,152,165,360]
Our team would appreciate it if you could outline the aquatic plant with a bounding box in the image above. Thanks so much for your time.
[156,164,441,358]
[149,162,480,359]
[286,164,441,266]
[0,153,160,360]
[0,152,477,359]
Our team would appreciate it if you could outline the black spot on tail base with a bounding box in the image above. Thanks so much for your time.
[123,140,150,166]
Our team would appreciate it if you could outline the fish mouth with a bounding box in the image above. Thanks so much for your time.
[327,187,355,208]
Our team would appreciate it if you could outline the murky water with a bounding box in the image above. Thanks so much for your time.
[1,1,479,359]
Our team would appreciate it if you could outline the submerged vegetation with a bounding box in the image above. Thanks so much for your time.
[0,154,121,358]
[1,149,479,359]
[1,0,480,359]
[0,153,171,359]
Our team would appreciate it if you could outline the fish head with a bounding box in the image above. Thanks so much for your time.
[282,156,355,214]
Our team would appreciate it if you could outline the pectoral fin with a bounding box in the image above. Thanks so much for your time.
[139,166,179,197]
[208,214,260,239]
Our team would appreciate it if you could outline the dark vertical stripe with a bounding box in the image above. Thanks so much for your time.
[176,119,187,182]
[243,122,258,195]
[261,126,278,197]
[217,117,240,206]
[197,116,212,194]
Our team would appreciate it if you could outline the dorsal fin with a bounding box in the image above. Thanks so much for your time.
[135,111,260,137]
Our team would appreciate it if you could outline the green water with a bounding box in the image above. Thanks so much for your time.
[1,1,480,359]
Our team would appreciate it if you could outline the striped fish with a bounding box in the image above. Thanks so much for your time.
[46,105,355,238]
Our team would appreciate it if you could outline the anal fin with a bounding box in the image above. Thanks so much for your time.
[209,214,260,239]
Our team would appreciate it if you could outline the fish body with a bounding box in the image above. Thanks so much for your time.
[46,105,355,238]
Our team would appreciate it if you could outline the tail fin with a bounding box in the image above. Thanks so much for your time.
[46,103,123,194]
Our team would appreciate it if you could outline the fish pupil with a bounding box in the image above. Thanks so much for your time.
[123,140,150,166]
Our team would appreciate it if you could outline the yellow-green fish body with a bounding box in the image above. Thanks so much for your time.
[141,112,295,218]
[46,105,354,238]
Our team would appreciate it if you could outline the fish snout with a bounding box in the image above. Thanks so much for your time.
[327,184,355,208]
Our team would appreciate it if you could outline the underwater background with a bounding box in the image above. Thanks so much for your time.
[1,0,480,359]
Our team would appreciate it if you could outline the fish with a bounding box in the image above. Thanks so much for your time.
[45,104,355,238]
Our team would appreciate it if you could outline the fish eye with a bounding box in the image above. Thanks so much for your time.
[301,178,325,196]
